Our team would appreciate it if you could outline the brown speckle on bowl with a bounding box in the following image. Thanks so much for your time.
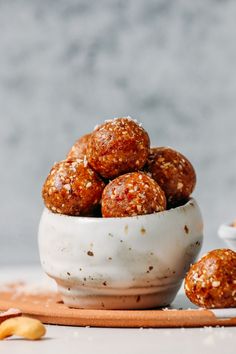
[140,227,146,235]
[184,225,189,234]
[87,250,94,256]
[146,266,154,273]
[124,225,129,234]
[103,281,107,286]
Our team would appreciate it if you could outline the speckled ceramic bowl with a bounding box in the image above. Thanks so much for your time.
[218,223,236,251]
[38,198,203,309]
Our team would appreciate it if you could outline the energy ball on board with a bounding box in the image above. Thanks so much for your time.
[185,249,236,308]
[101,172,166,218]
[42,159,105,216]
[87,117,150,179]
[146,147,196,206]
[67,133,91,160]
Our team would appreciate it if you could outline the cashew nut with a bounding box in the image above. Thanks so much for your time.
[0,316,46,340]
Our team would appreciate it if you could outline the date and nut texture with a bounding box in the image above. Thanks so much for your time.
[185,249,236,308]
[67,133,91,160]
[42,159,105,216]
[145,147,196,206]
[86,117,150,179]
[101,172,166,218]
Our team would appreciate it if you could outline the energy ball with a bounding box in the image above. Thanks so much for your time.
[42,159,105,216]
[185,249,236,308]
[101,172,166,218]
[67,133,91,160]
[87,117,150,179]
[146,147,196,206]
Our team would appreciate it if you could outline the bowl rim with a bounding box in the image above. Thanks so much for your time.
[42,197,197,223]
[218,223,236,240]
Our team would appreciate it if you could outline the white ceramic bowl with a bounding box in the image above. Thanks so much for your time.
[38,198,203,309]
[218,223,236,251]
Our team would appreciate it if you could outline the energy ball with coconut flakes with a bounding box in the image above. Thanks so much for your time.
[42,159,105,216]
[185,249,236,308]
[67,133,91,160]
[146,147,196,206]
[87,117,150,179]
[102,172,166,217]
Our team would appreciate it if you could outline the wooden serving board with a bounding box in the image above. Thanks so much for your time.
[0,285,236,328]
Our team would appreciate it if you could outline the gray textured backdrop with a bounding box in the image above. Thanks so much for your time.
[1,0,236,264]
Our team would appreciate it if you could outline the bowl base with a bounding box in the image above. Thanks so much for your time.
[59,286,181,310]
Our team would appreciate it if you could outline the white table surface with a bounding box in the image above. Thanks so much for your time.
[0,266,236,354]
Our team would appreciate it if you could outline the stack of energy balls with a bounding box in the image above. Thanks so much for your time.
[42,117,196,218]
